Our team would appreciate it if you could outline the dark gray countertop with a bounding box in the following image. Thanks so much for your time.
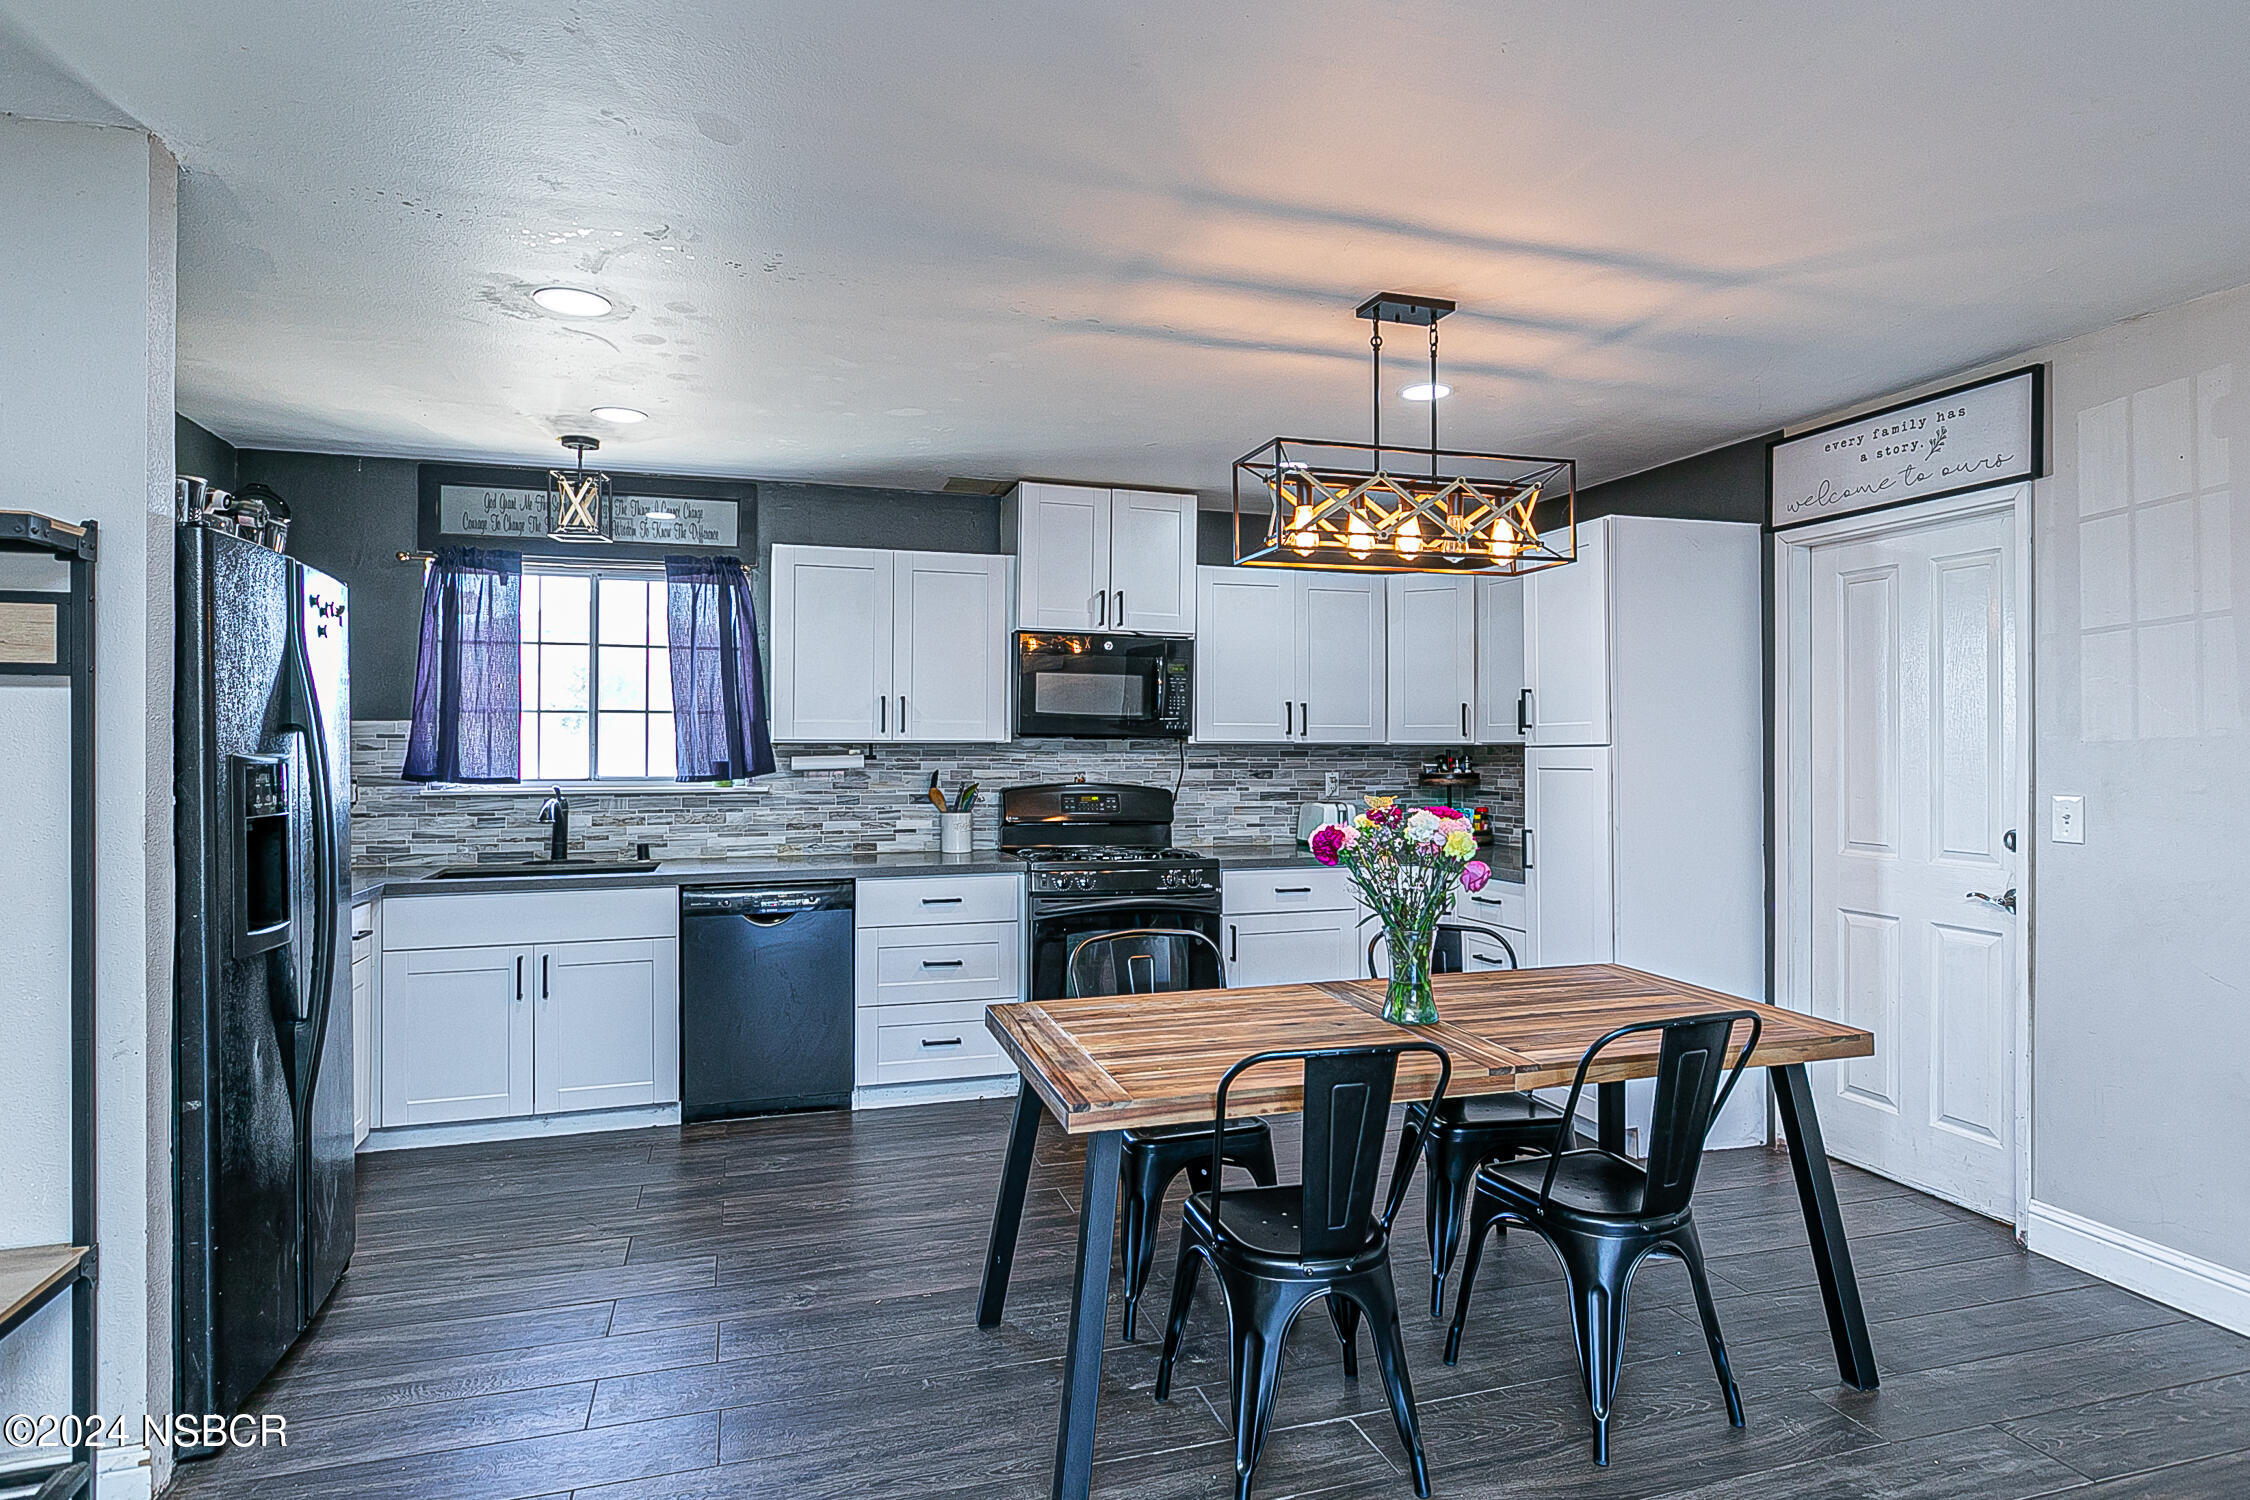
[352,837,1525,904]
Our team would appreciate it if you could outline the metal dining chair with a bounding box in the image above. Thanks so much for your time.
[1368,921,1567,1314]
[1155,1040,1453,1500]
[1064,927,1278,1340]
[1444,1009,1762,1466]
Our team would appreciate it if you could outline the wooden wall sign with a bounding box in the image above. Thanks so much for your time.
[436,482,740,548]
[1770,366,2043,529]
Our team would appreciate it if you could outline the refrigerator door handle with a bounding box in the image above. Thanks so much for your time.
[276,594,342,1091]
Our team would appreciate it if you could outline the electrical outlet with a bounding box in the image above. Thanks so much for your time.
[2052,795,2085,844]
[1324,772,1343,798]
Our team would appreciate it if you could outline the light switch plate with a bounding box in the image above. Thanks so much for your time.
[1324,772,1343,798]
[2052,795,2085,844]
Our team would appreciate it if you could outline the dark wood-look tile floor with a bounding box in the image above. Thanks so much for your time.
[167,1098,2250,1499]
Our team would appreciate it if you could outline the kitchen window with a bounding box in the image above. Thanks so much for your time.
[520,562,677,782]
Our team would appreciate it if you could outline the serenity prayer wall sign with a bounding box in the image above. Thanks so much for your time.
[1769,366,2043,529]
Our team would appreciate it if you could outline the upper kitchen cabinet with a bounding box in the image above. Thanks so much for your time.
[770,544,1010,743]
[1193,567,1385,744]
[1472,575,1527,743]
[1385,573,1477,743]
[1005,482,1197,635]
[1521,516,1611,744]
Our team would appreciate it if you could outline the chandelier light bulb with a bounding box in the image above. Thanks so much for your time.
[1396,513,1424,557]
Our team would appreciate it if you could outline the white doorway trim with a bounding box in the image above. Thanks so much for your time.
[1771,481,2035,1235]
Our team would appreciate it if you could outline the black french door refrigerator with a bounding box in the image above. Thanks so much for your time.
[174,524,354,1422]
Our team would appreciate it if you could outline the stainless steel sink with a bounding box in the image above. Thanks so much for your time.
[427,859,661,879]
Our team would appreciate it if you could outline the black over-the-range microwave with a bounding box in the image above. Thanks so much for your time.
[1014,632,1192,738]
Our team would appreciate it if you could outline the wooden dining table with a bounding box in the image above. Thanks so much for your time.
[973,963,1881,1500]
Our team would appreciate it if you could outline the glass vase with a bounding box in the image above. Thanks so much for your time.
[1381,918,1440,1026]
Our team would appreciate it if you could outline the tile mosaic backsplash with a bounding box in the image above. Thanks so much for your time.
[349,720,1524,869]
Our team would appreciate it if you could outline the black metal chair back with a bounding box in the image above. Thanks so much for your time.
[1366,920,1518,980]
[1210,1042,1452,1261]
[1544,1010,1760,1218]
[1065,927,1226,998]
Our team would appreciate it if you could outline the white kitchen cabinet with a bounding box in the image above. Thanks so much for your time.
[1522,516,1611,745]
[1007,482,1197,635]
[1386,573,1478,744]
[351,903,374,1144]
[379,943,535,1126]
[1224,909,1364,988]
[532,937,679,1115]
[770,544,1009,743]
[1473,575,1527,744]
[853,873,1024,1089]
[1193,567,1385,744]
[893,549,1011,742]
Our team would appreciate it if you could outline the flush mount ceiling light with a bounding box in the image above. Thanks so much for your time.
[547,434,613,543]
[1401,382,1452,401]
[590,405,647,423]
[531,285,613,318]
[1233,292,1576,576]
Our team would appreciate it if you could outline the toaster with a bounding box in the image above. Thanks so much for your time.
[1294,801,1353,845]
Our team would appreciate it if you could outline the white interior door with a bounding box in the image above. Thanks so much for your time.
[1808,508,2018,1218]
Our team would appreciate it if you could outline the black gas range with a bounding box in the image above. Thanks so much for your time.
[1001,782,1225,998]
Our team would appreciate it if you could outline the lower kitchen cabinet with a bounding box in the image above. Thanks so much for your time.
[853,874,1024,1089]
[533,938,679,1114]
[379,943,536,1126]
[1221,866,1368,987]
[350,905,374,1145]
[376,887,680,1130]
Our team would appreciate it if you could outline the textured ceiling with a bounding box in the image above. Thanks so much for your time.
[8,1,2250,495]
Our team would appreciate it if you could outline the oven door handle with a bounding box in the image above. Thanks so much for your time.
[1032,892,1222,918]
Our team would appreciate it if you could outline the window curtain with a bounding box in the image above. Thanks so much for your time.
[403,546,522,782]
[665,555,776,782]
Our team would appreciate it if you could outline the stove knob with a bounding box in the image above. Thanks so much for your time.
[1073,873,1095,890]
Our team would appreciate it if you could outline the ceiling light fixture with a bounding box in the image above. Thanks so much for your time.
[1233,292,1576,576]
[590,405,647,423]
[547,434,613,544]
[1401,382,1451,401]
[531,285,613,318]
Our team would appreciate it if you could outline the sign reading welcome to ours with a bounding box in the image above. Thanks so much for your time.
[437,484,740,548]
[1769,366,2043,529]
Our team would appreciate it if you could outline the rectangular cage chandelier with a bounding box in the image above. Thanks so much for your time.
[1233,293,1577,576]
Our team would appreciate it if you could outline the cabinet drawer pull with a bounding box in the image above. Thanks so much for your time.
[351,929,374,941]
[1470,892,1502,906]
[920,896,964,905]
[516,954,523,1001]
[1273,886,1313,894]
[921,958,966,969]
[1471,952,1506,964]
[541,953,550,999]
[921,1037,964,1048]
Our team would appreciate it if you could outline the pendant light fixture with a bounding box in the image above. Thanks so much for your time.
[547,433,613,544]
[1233,293,1576,575]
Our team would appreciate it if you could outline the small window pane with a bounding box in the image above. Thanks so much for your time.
[540,575,591,643]
[538,643,589,711]
[647,714,677,779]
[648,648,674,712]
[599,578,649,645]
[597,644,647,710]
[541,712,589,780]
[519,711,540,778]
[649,584,669,648]
[597,712,647,777]
[518,574,542,641]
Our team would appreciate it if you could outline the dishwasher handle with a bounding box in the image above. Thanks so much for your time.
[681,884,855,917]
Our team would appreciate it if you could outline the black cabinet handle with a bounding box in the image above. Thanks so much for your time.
[1300,701,1309,739]
[351,929,374,941]
[899,695,907,734]
[1228,924,1239,963]
[1116,589,1125,626]
[1517,688,1532,735]
[1284,700,1292,736]
[1274,886,1312,894]
[1470,892,1502,906]
[541,954,550,999]
[1462,701,1470,738]
[921,1037,963,1048]
[1096,591,1106,627]
[515,954,523,1001]
[920,896,963,905]
[880,695,887,734]
[1471,951,1505,964]
[921,958,965,969]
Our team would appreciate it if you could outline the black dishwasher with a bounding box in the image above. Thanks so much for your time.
[680,883,855,1120]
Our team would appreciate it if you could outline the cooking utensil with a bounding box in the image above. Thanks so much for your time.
[926,771,947,813]
[953,782,979,813]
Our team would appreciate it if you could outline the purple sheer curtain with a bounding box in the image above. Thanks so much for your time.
[403,547,522,782]
[665,555,775,782]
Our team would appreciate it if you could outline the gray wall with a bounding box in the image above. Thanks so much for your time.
[1577,434,1775,523]
[2029,283,2250,1276]
[174,413,237,489]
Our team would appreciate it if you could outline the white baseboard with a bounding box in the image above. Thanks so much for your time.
[2027,1199,2250,1336]
[852,1075,1020,1110]
[360,1103,682,1151]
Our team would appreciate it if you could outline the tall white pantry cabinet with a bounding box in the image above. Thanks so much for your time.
[1520,514,1767,1149]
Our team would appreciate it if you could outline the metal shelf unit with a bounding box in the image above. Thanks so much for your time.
[0,511,99,1500]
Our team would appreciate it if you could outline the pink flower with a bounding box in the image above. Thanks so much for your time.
[1459,860,1491,893]
[1425,806,1464,820]
[1368,803,1406,828]
[1310,824,1348,865]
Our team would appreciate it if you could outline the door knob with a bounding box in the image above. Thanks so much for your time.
[1965,888,2017,913]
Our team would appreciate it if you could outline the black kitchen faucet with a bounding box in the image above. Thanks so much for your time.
[538,786,570,862]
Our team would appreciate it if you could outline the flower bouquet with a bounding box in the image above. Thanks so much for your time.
[1311,797,1492,1026]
